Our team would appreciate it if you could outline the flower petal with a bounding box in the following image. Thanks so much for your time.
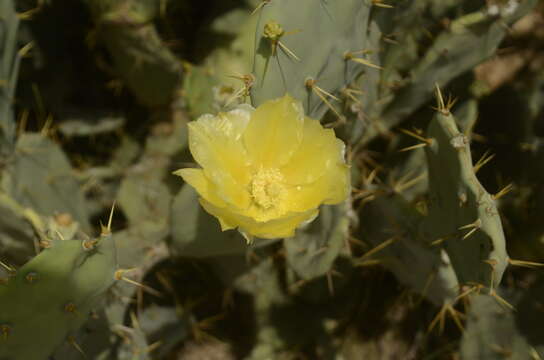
[188,106,254,208]
[322,162,351,205]
[285,160,350,212]
[243,94,304,168]
[281,117,343,185]
[248,210,318,239]
[200,198,318,239]
[175,95,351,241]
[173,168,226,208]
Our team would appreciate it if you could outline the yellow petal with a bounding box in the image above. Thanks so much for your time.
[285,161,350,212]
[200,198,318,239]
[173,168,226,208]
[247,210,318,239]
[176,95,351,242]
[322,162,351,205]
[281,117,342,184]
[243,94,304,168]
[188,107,253,208]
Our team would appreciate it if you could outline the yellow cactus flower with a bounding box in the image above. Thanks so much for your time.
[174,95,350,241]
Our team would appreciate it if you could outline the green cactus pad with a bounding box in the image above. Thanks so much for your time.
[284,204,349,281]
[251,0,371,119]
[360,193,459,306]
[2,134,90,230]
[0,233,116,360]
[461,290,544,359]
[0,0,19,147]
[357,0,539,146]
[422,108,508,288]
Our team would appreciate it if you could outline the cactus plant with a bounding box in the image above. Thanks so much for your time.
[354,0,539,145]
[3,0,544,358]
[251,0,370,120]
[0,227,117,360]
[85,0,184,108]
[359,192,459,306]
[2,133,91,230]
[358,89,509,305]
[0,0,19,149]
[284,203,350,282]
[461,280,544,359]
[421,95,508,290]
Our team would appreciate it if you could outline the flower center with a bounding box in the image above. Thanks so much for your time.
[250,167,285,209]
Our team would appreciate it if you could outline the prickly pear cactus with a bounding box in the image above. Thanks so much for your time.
[0,0,18,147]
[285,203,350,281]
[3,0,544,358]
[359,192,459,306]
[461,283,544,360]
[358,90,509,305]
[251,0,370,119]
[421,96,508,289]
[0,229,116,360]
[2,134,90,230]
[356,0,539,145]
[86,0,184,108]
